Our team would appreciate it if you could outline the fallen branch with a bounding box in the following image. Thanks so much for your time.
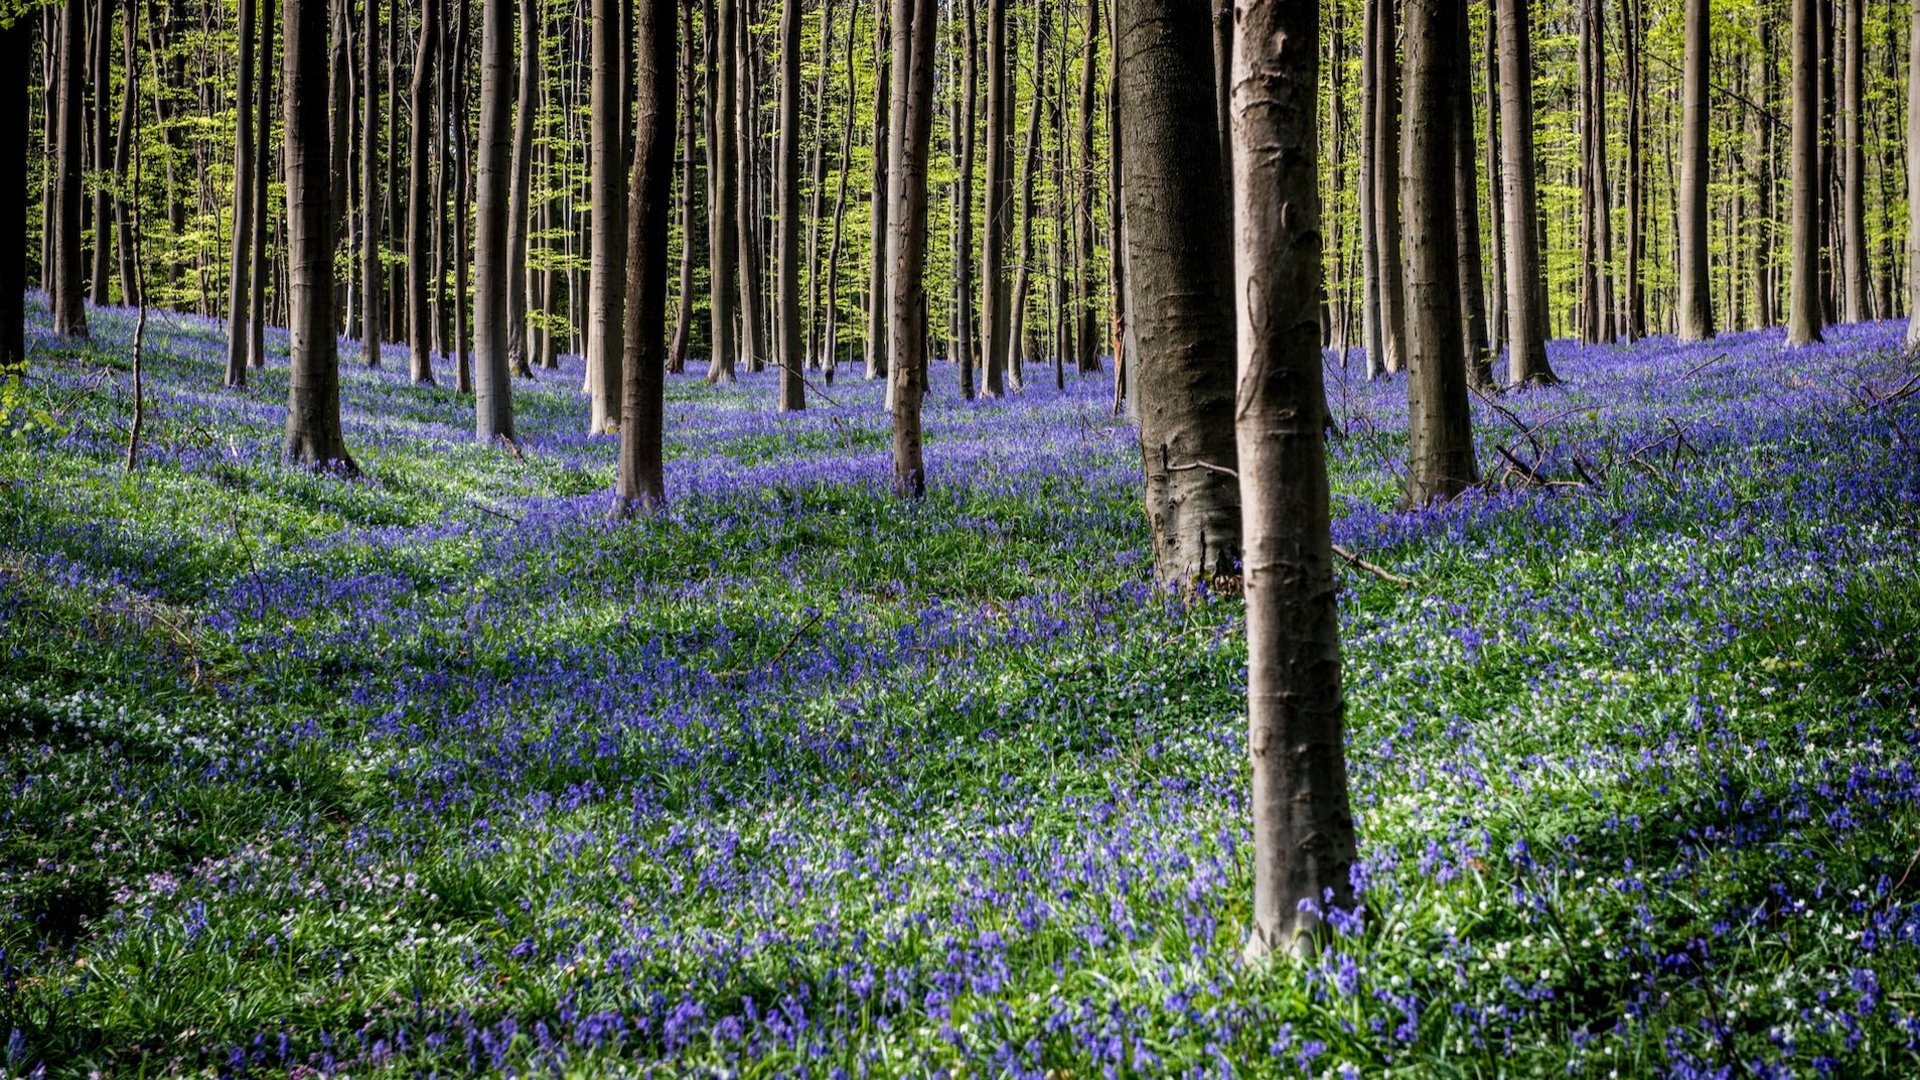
[1680,352,1730,380]
[1331,544,1414,587]
[467,499,523,524]
[718,608,828,678]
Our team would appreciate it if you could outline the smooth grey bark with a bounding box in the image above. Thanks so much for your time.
[226,0,257,385]
[1116,0,1241,587]
[734,8,766,376]
[506,0,538,377]
[407,0,438,382]
[1622,0,1646,338]
[1402,0,1479,507]
[90,0,110,303]
[886,0,934,495]
[1908,0,1920,349]
[1359,0,1380,376]
[1074,0,1099,373]
[864,0,889,381]
[1231,0,1357,964]
[708,0,739,383]
[1676,0,1713,340]
[1368,0,1406,376]
[1788,0,1824,344]
[823,0,858,379]
[249,0,274,367]
[53,0,88,338]
[1007,8,1047,393]
[588,0,627,428]
[979,0,1008,396]
[668,2,695,373]
[473,0,515,441]
[362,0,382,367]
[1579,0,1615,344]
[1839,0,1866,322]
[1453,0,1492,388]
[283,0,356,470]
[0,13,27,370]
[954,0,977,398]
[614,0,674,516]
[112,0,137,305]
[776,0,805,410]
[804,0,836,374]
[1496,0,1556,383]
[1484,4,1505,356]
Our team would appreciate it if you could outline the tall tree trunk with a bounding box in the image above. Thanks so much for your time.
[1788,0,1824,344]
[886,0,934,495]
[668,2,696,373]
[708,0,740,382]
[1368,0,1406,376]
[283,0,356,470]
[1231,0,1357,964]
[473,0,515,440]
[775,0,805,409]
[1403,0,1479,506]
[53,0,88,337]
[249,0,275,367]
[1676,0,1713,340]
[823,0,858,380]
[953,0,977,398]
[1484,3,1505,355]
[1212,0,1230,201]
[864,0,888,381]
[226,0,257,384]
[1496,0,1556,383]
[362,0,382,366]
[1074,0,1099,373]
[978,0,1009,396]
[1750,4,1775,329]
[1905,0,1920,349]
[614,0,674,515]
[408,0,439,382]
[328,0,350,328]
[735,9,766,375]
[505,0,538,376]
[1579,0,1615,343]
[453,0,473,392]
[1454,0,1491,387]
[90,0,111,302]
[588,0,627,428]
[1116,0,1241,587]
[1839,0,1866,322]
[113,0,138,306]
[1007,9,1048,394]
[1359,0,1380,376]
[0,14,27,370]
[1622,0,1646,338]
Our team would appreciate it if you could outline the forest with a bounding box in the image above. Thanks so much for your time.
[3,0,1920,1073]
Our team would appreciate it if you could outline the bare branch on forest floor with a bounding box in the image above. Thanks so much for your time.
[718,608,827,678]
[1330,544,1414,588]
[1680,352,1730,380]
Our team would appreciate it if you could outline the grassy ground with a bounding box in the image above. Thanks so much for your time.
[3,294,1920,1078]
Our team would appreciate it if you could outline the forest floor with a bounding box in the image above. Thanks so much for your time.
[3,294,1920,1078]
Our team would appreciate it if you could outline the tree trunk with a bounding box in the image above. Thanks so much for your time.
[505,0,538,376]
[1839,0,1866,322]
[113,0,138,306]
[453,0,473,392]
[1579,0,1615,344]
[1007,9,1048,394]
[735,9,766,375]
[361,0,382,367]
[1483,1,1506,359]
[226,0,257,384]
[283,0,356,470]
[90,0,111,303]
[886,0,934,495]
[1750,5,1775,329]
[1368,0,1406,376]
[823,0,858,380]
[1403,0,1479,506]
[1905,0,1920,349]
[668,2,696,373]
[1496,0,1556,384]
[776,0,805,409]
[978,0,1009,396]
[1788,0,1825,344]
[1454,0,1491,388]
[953,0,977,398]
[473,0,515,440]
[588,0,627,428]
[614,0,674,515]
[1622,0,1646,338]
[708,0,739,383]
[408,0,438,382]
[0,14,27,369]
[864,0,889,381]
[1212,0,1230,202]
[1231,0,1357,963]
[1676,0,1713,340]
[1116,0,1241,587]
[1074,0,1099,373]
[53,0,88,337]
[249,0,275,367]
